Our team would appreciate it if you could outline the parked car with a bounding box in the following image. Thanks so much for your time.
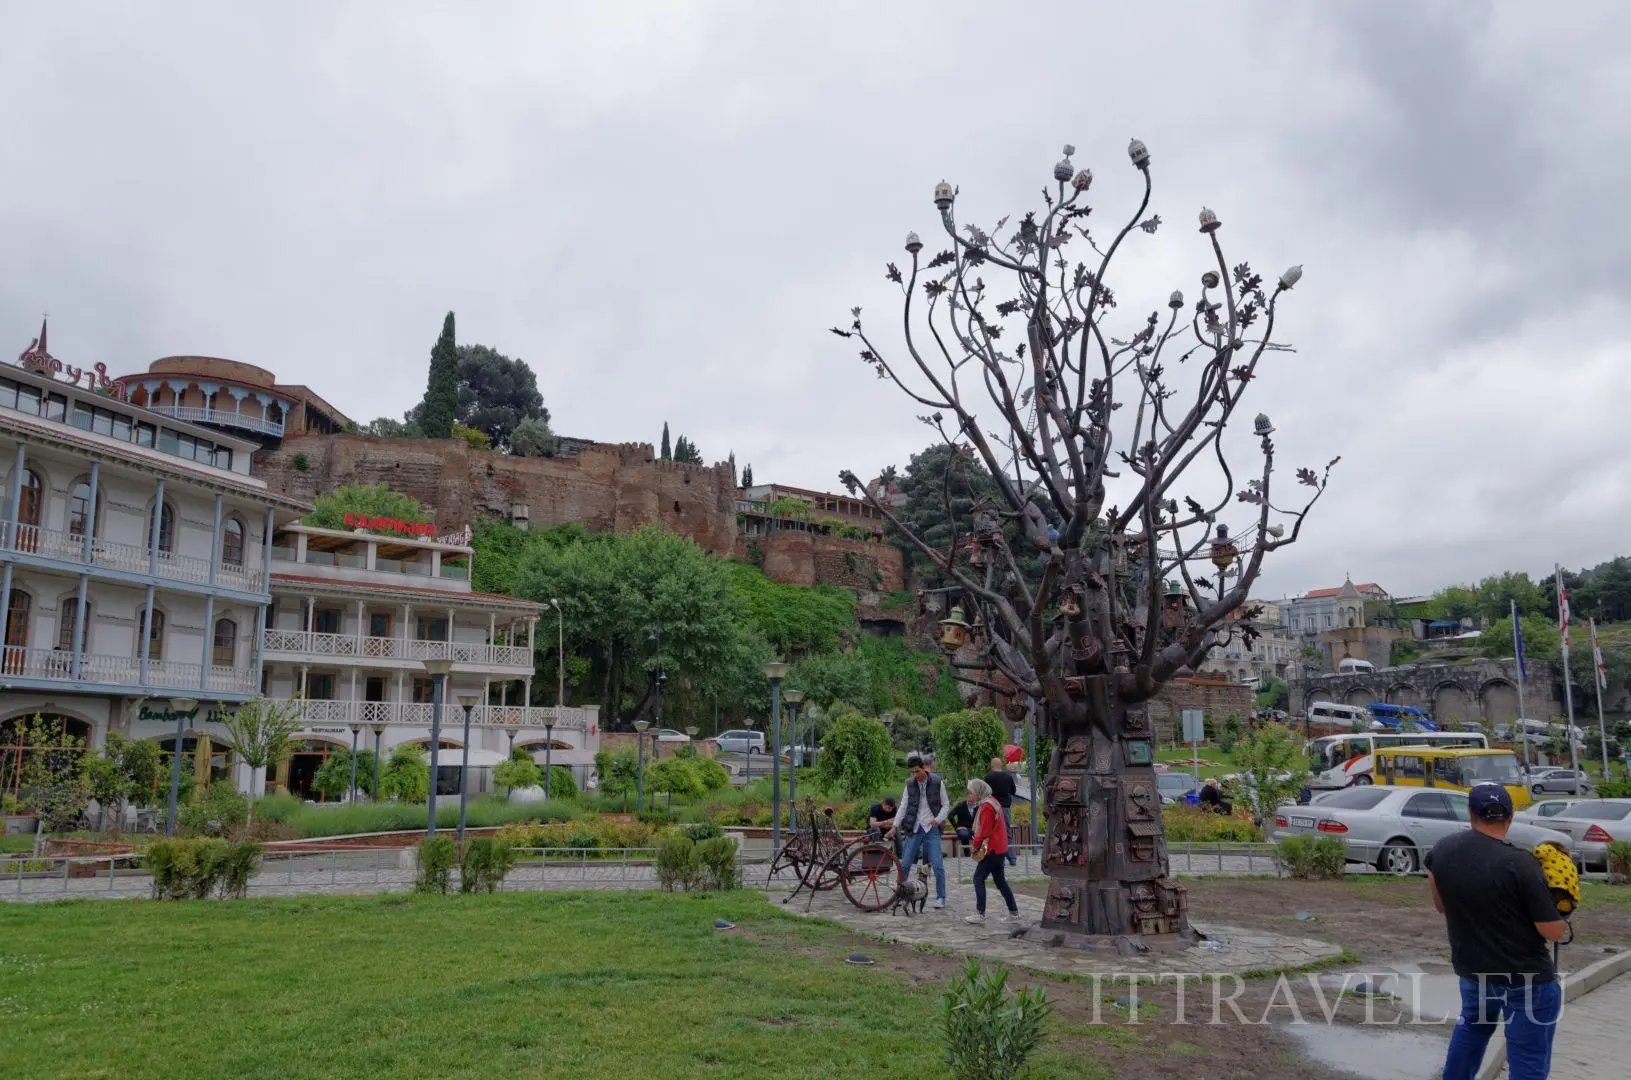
[655,728,690,744]
[714,730,766,756]
[1270,785,1573,875]
[1157,772,1200,806]
[1535,799,1631,869]
[1526,768,1595,796]
[782,744,820,767]
[1515,796,1590,826]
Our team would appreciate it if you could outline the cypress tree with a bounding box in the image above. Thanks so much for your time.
[741,463,753,488]
[660,422,671,460]
[420,312,459,439]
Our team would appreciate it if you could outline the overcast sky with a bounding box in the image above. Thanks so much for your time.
[3,1,1626,600]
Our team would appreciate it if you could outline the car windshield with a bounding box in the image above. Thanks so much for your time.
[1316,788,1389,811]
[1443,755,1520,786]
[1312,738,1367,774]
[1564,802,1631,821]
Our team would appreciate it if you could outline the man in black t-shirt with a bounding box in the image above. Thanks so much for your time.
[866,797,897,841]
[1426,783,1567,1080]
[984,758,1019,866]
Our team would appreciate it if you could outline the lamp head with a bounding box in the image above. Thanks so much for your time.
[421,658,455,677]
[456,691,481,710]
[633,720,650,733]
[762,660,791,682]
[783,689,805,706]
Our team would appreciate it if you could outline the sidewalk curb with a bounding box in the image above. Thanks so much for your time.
[1468,950,1631,1080]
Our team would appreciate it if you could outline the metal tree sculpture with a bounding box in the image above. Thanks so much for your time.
[834,140,1335,950]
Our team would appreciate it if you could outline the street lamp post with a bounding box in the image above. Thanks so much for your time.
[684,725,698,756]
[549,598,565,709]
[544,722,555,800]
[421,659,455,837]
[504,725,519,755]
[742,715,756,784]
[633,720,649,814]
[763,661,790,857]
[348,723,361,804]
[165,697,198,836]
[783,690,805,831]
[371,723,386,802]
[456,691,480,847]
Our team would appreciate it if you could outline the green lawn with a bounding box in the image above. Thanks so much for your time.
[0,890,1062,1080]
[1156,745,1239,779]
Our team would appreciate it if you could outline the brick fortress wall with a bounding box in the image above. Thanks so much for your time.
[256,435,904,592]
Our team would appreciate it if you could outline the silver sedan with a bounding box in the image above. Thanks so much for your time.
[1535,799,1631,869]
[1271,785,1573,875]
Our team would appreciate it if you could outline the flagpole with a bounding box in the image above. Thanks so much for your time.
[1557,564,1583,795]
[1590,617,1611,781]
[1511,599,1531,773]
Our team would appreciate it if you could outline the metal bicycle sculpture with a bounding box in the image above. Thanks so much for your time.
[771,797,902,912]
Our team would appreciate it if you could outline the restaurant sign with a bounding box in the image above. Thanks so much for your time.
[342,512,471,547]
[138,704,226,725]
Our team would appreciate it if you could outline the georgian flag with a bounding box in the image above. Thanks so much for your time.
[1558,580,1572,664]
[1590,618,1609,690]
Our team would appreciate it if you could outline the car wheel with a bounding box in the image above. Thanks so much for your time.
[1379,840,1418,876]
[1532,784,1546,795]
[1354,775,1373,786]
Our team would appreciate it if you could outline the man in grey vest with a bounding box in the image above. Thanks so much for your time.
[893,752,949,909]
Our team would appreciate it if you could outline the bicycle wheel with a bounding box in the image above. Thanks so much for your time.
[841,843,901,911]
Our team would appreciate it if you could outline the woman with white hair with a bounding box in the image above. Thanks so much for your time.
[962,778,1020,925]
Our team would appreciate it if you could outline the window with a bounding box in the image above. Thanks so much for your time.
[368,612,392,637]
[148,502,176,554]
[221,518,244,567]
[415,616,448,641]
[1317,788,1389,811]
[307,673,336,699]
[134,422,155,448]
[91,409,113,436]
[68,477,98,538]
[364,676,386,702]
[1401,792,1454,820]
[137,607,165,660]
[313,609,342,635]
[44,393,66,422]
[1390,754,1425,780]
[56,598,87,652]
[111,414,132,441]
[157,428,180,455]
[211,619,237,666]
[0,379,15,409]
[3,591,29,651]
[412,677,436,704]
[16,384,40,415]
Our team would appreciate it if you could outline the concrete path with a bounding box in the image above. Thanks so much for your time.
[1494,971,1630,1080]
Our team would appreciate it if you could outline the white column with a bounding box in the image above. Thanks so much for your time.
[147,480,165,576]
[527,617,536,655]
[200,594,215,689]
[305,596,315,634]
[208,495,222,586]
[299,664,309,697]
[80,462,100,563]
[355,599,365,654]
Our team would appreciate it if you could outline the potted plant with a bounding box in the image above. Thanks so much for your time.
[2,793,38,836]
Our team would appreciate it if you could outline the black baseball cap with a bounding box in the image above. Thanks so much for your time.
[1468,783,1514,822]
[906,752,926,768]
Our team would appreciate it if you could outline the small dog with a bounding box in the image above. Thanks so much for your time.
[892,865,930,916]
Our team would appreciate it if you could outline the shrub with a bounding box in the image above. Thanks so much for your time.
[1219,715,1242,754]
[291,452,309,472]
[695,836,740,891]
[1162,805,1261,843]
[1277,836,1347,880]
[656,835,704,892]
[682,821,724,842]
[495,817,657,853]
[1607,840,1631,882]
[814,708,894,798]
[1598,779,1631,799]
[459,838,516,894]
[493,757,540,793]
[379,744,430,803]
[690,756,730,792]
[931,708,1006,788]
[415,835,457,894]
[179,785,250,838]
[541,765,579,798]
[940,958,1051,1080]
[145,838,261,899]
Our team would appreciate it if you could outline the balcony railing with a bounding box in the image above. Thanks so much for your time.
[263,629,531,668]
[0,645,258,694]
[1,522,265,593]
[291,699,592,731]
[147,403,284,437]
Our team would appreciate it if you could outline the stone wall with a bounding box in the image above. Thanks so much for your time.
[1289,658,1549,725]
[257,435,738,555]
[733,529,904,594]
[1146,678,1256,744]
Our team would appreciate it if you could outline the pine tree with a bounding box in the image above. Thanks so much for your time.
[660,422,672,460]
[420,312,459,439]
[672,435,703,465]
[741,463,753,488]
[728,451,737,487]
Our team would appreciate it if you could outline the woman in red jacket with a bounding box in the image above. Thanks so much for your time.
[963,778,1020,925]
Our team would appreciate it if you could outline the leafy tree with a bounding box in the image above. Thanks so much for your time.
[1390,638,1421,666]
[649,758,705,800]
[450,344,546,447]
[1254,676,1289,712]
[1227,722,1309,828]
[18,716,89,832]
[661,422,672,461]
[723,562,854,656]
[672,435,703,465]
[493,755,540,793]
[1476,571,1545,622]
[884,710,934,754]
[419,312,459,440]
[305,483,430,532]
[83,739,134,832]
[452,422,491,451]
[379,744,429,803]
[593,748,641,807]
[312,748,378,801]
[930,708,1006,789]
[741,463,753,488]
[509,415,558,457]
[362,416,422,438]
[856,637,965,718]
[813,707,895,798]
[1573,557,1631,623]
[1424,585,1481,623]
[217,698,303,819]
[790,650,871,711]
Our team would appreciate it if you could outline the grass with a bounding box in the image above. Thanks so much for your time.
[254,795,580,838]
[0,835,37,854]
[0,891,1009,1080]
[1156,745,1240,779]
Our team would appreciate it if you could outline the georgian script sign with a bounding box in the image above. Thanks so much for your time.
[17,320,118,394]
[341,514,472,547]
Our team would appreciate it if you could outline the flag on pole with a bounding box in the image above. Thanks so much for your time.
[1512,602,1529,683]
[1590,617,1608,690]
[1558,577,1572,664]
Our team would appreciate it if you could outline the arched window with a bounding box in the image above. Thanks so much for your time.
[8,469,43,552]
[3,591,30,672]
[212,618,237,667]
[147,502,176,554]
[221,518,244,567]
[137,607,165,661]
[56,597,88,652]
[68,476,99,538]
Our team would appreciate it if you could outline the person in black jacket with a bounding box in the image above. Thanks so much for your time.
[985,758,1020,866]
[946,798,976,857]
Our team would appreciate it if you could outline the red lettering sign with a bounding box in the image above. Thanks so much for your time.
[342,511,436,536]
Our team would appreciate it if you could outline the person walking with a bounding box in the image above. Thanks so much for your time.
[1426,783,1567,1080]
[892,752,949,910]
[962,778,1020,925]
[984,756,1019,866]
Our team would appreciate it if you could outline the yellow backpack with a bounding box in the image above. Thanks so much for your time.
[1534,842,1580,916]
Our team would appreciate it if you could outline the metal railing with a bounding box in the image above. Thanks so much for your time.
[0,644,258,693]
[146,403,284,437]
[279,699,593,730]
[263,629,530,668]
[0,521,264,592]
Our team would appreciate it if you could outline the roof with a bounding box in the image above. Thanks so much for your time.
[1301,582,1385,599]
[270,572,542,613]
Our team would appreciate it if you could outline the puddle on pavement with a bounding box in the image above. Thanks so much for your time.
[1316,959,1462,1023]
[1278,1022,1449,1080]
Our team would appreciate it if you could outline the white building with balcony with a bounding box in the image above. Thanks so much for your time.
[1200,600,1298,688]
[259,523,598,798]
[0,329,307,786]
